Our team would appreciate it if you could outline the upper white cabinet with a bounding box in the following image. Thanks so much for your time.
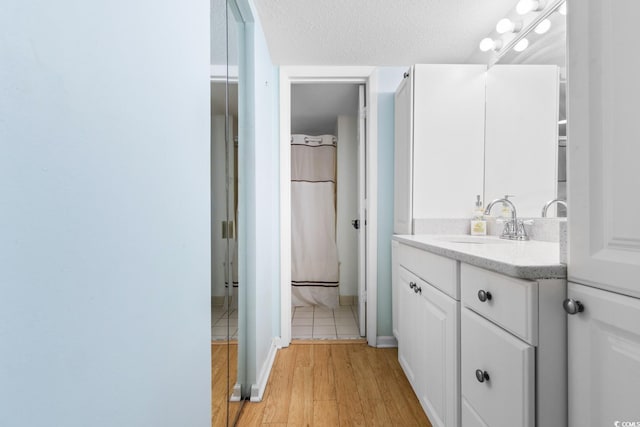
[567,0,640,299]
[394,65,486,234]
[394,64,561,233]
[484,65,559,217]
[566,1,640,425]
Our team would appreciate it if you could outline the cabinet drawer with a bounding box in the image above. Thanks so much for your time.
[461,263,538,345]
[398,243,458,299]
[461,309,535,427]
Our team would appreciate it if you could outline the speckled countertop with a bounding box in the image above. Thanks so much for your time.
[393,234,567,280]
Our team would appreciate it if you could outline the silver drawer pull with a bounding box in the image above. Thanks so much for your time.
[478,289,492,302]
[475,369,490,383]
[563,298,584,315]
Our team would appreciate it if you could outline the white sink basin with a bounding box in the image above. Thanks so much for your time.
[433,235,515,244]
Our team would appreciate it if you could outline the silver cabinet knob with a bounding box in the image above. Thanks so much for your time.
[563,298,584,315]
[409,281,416,289]
[478,289,492,302]
[475,369,490,383]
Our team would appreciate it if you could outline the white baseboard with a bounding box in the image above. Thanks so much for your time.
[230,383,242,401]
[376,335,398,348]
[250,337,281,402]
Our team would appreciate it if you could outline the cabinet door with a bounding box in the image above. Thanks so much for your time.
[417,282,459,427]
[461,309,535,427]
[567,282,640,427]
[411,64,485,219]
[394,72,413,234]
[567,0,640,298]
[397,266,418,385]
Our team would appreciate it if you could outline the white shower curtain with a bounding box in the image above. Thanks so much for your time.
[291,134,339,309]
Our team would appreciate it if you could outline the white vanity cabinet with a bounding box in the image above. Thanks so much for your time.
[460,264,566,427]
[394,243,460,427]
[393,64,486,234]
[393,237,567,427]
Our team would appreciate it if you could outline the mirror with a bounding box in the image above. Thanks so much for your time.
[482,2,566,218]
[211,0,243,425]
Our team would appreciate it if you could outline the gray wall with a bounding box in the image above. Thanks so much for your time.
[0,1,211,425]
[238,0,281,395]
[377,67,407,338]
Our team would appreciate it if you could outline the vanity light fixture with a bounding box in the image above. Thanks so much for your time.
[513,38,530,52]
[479,38,503,52]
[534,19,552,34]
[516,0,544,15]
[496,18,523,34]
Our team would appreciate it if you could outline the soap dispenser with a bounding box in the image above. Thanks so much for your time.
[470,195,487,236]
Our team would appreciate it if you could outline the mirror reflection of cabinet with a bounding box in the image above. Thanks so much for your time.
[394,64,560,233]
[393,64,486,234]
[211,0,244,425]
[484,65,559,218]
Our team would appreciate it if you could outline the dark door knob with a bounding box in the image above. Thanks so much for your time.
[475,369,490,383]
[478,289,492,302]
[352,219,360,229]
[563,299,584,315]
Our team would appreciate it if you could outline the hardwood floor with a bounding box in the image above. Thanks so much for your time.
[235,342,432,426]
[212,342,244,426]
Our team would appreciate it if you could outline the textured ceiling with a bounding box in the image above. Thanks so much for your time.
[252,0,518,65]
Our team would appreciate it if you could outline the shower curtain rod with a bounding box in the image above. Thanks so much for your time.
[290,136,337,143]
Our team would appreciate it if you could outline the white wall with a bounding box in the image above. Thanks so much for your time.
[0,1,210,426]
[336,115,358,298]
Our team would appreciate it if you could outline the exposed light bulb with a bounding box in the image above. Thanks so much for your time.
[534,19,552,34]
[516,0,542,15]
[496,18,522,34]
[513,38,530,52]
[479,38,503,52]
[558,2,567,15]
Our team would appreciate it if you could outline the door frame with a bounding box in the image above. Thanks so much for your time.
[279,66,379,347]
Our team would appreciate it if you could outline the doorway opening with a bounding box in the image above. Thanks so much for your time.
[279,66,379,348]
[289,83,365,340]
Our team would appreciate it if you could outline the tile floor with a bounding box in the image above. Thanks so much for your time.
[291,305,361,340]
[211,304,361,341]
[211,305,239,341]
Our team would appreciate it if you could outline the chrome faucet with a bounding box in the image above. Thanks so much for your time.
[541,199,567,217]
[484,198,529,240]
